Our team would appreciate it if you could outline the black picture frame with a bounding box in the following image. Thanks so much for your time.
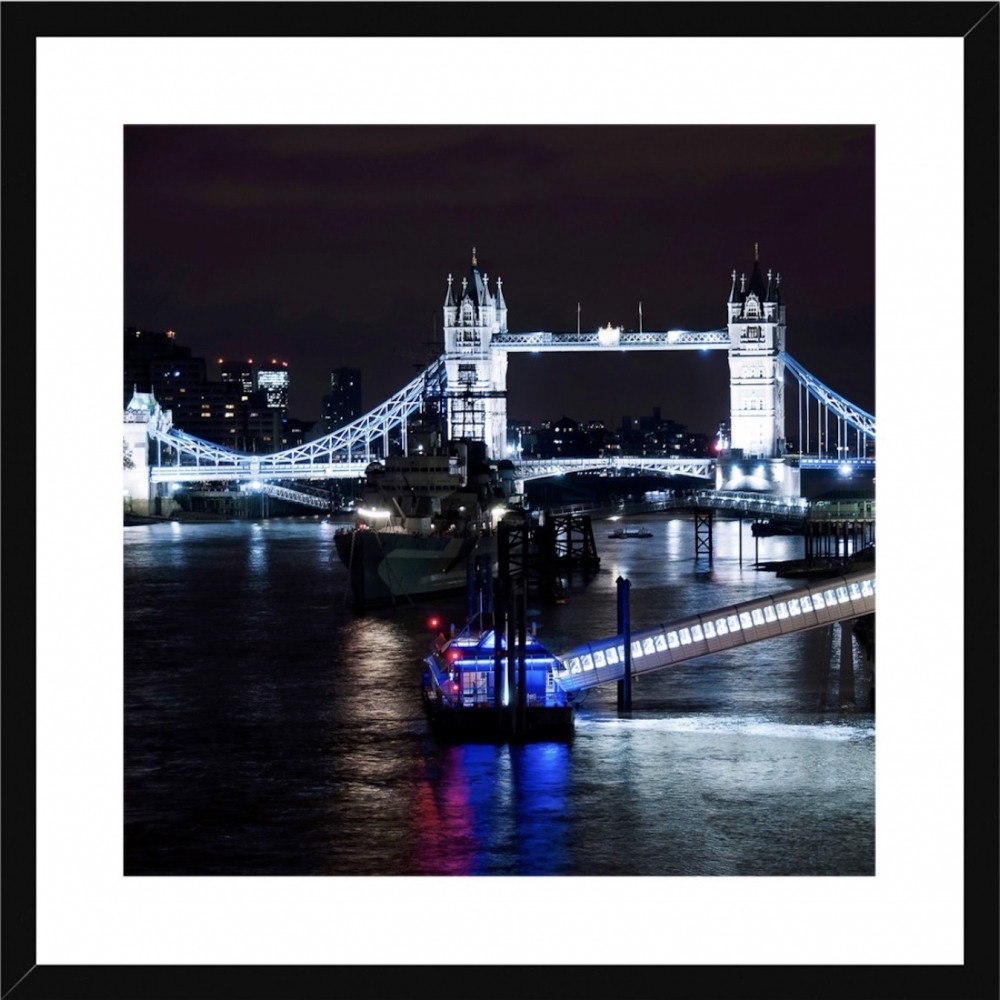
[5,4,997,998]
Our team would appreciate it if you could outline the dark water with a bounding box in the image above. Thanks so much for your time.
[124,515,874,876]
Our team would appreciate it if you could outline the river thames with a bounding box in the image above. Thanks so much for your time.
[124,513,874,879]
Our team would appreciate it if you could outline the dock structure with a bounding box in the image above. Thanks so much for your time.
[423,512,576,743]
[503,509,600,604]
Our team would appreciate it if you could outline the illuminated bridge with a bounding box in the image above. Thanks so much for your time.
[553,569,876,696]
[124,247,874,511]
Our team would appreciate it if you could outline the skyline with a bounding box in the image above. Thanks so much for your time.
[125,125,875,437]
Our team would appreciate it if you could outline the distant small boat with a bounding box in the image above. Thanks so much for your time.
[607,525,653,539]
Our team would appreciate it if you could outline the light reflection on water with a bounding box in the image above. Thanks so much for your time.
[124,515,873,876]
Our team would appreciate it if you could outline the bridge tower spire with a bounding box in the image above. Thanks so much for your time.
[722,246,798,495]
[440,249,509,459]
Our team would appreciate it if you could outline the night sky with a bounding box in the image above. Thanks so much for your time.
[125,125,874,438]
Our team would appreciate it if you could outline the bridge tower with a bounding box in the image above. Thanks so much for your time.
[720,245,799,496]
[123,389,160,514]
[441,248,509,459]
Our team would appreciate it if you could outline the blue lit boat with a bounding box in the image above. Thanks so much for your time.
[421,617,575,742]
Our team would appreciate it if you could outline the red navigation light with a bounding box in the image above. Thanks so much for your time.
[448,649,462,661]
[428,616,441,630]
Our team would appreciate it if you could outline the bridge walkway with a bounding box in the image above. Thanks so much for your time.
[553,568,875,695]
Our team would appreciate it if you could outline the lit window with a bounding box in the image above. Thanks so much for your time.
[667,632,680,648]
[727,615,741,631]
[861,580,874,597]
[679,628,692,645]
[631,641,644,658]
[593,649,606,668]
[582,654,594,671]
[825,589,839,605]
[788,599,801,616]
[739,612,753,629]
[606,646,619,665]
[812,593,826,610]
[835,587,849,603]
[691,624,704,642]
[848,583,862,600]
[703,620,717,638]
[801,596,814,611]
[568,657,581,674]
[654,634,667,652]
[763,605,777,623]
[775,602,789,619]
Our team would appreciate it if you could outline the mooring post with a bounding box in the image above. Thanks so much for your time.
[516,583,527,734]
[493,576,504,729]
[506,580,517,736]
[616,575,632,712]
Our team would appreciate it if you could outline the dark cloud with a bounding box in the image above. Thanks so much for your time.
[125,125,875,432]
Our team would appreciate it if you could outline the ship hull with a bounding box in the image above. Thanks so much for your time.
[335,528,495,608]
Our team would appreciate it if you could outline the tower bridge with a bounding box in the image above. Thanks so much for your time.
[124,246,875,515]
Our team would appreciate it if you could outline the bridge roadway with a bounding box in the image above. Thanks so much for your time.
[552,568,876,696]
[169,480,874,526]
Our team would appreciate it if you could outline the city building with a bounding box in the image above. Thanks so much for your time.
[256,360,290,412]
[220,359,257,398]
[321,367,362,433]
[124,328,284,453]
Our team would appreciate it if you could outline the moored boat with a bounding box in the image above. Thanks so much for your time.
[333,442,512,609]
[420,616,575,742]
[607,524,653,539]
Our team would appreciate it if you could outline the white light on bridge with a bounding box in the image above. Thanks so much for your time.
[597,324,621,347]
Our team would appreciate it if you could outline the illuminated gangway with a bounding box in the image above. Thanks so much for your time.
[552,569,876,696]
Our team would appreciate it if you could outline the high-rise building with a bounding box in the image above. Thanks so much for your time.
[124,326,196,405]
[321,367,362,433]
[256,360,290,412]
[220,359,257,399]
[124,328,282,453]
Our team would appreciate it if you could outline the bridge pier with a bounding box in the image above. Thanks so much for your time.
[853,614,875,712]
[804,517,876,564]
[694,509,714,562]
[839,620,856,709]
